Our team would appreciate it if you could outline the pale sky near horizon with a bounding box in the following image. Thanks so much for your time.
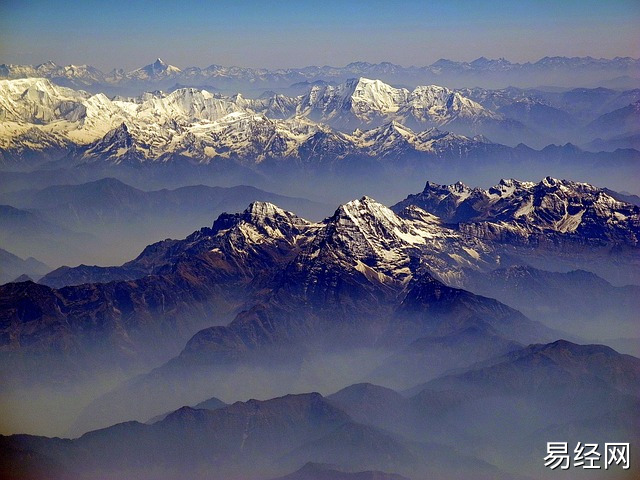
[1,0,639,70]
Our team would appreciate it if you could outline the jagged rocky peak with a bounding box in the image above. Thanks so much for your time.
[397,177,640,246]
[538,176,602,193]
[423,180,469,193]
[450,180,471,194]
[89,122,135,153]
[487,178,529,196]
[244,201,307,225]
[540,175,561,188]
[333,196,405,230]
[319,196,431,263]
[212,201,310,240]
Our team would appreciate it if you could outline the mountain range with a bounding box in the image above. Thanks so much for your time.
[0,178,329,267]
[393,177,640,248]
[2,339,638,480]
[2,56,639,93]
[0,176,637,430]
[0,76,523,168]
[2,53,639,480]
[0,196,545,387]
[1,76,639,208]
[1,76,639,172]
[0,173,639,478]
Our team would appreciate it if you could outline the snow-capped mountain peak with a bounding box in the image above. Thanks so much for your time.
[0,77,522,167]
[348,77,409,115]
[128,58,182,81]
[211,201,311,249]
[404,84,500,124]
[395,177,640,247]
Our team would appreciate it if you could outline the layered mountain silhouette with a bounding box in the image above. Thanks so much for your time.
[0,391,527,480]
[2,56,638,93]
[0,248,48,285]
[1,177,638,479]
[2,340,637,479]
[464,265,640,343]
[0,177,328,269]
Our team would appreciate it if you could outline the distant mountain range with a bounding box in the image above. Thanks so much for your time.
[2,56,639,93]
[0,248,48,284]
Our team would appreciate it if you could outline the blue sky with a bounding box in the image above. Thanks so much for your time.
[1,0,638,69]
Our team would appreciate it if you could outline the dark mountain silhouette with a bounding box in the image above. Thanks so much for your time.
[0,391,525,480]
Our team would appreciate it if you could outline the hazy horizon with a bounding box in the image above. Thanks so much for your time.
[2,0,639,71]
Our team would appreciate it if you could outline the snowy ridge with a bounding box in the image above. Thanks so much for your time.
[296,77,499,129]
[394,177,640,247]
[0,77,499,165]
[289,196,498,288]
[137,196,501,289]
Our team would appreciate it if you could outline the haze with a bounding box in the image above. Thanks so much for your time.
[2,0,639,70]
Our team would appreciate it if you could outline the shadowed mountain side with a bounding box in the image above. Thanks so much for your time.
[0,203,311,386]
[70,265,554,435]
[367,322,523,389]
[323,342,640,478]
[584,100,640,141]
[327,384,416,436]
[386,273,554,346]
[411,340,640,398]
[402,341,640,474]
[0,205,99,268]
[0,275,236,387]
[146,396,227,424]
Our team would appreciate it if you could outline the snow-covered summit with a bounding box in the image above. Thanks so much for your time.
[128,58,182,81]
[394,177,640,246]
[292,196,497,287]
[296,77,499,130]
[0,77,500,166]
